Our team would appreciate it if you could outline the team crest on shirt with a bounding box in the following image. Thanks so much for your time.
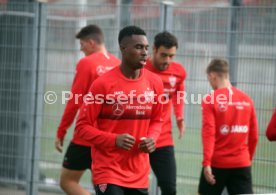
[168,75,177,87]
[220,125,230,135]
[112,103,124,116]
[218,103,228,112]
[98,184,107,193]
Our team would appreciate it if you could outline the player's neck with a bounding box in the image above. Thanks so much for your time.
[149,57,158,70]
[149,57,154,66]
[120,64,141,79]
[216,79,232,89]
[97,45,108,56]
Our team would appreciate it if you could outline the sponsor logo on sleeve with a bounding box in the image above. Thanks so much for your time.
[96,65,106,76]
[96,65,114,76]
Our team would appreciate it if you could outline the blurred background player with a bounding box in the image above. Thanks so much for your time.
[75,25,163,195]
[145,31,186,195]
[266,107,276,141]
[54,24,120,195]
[198,59,258,195]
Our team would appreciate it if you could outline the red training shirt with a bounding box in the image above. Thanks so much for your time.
[202,87,258,168]
[145,59,186,148]
[75,67,164,188]
[266,108,276,141]
[56,52,121,146]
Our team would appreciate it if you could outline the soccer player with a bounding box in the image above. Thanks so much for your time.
[55,24,120,195]
[145,31,186,195]
[75,25,164,195]
[266,108,276,141]
[198,59,258,195]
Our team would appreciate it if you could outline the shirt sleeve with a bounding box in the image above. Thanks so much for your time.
[172,68,186,120]
[56,59,92,140]
[147,78,164,142]
[266,108,276,141]
[75,82,117,147]
[248,102,258,160]
[172,80,185,120]
[202,95,216,167]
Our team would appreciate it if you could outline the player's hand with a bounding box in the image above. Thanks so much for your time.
[138,137,156,153]
[55,137,63,153]
[177,118,185,139]
[203,166,216,185]
[116,133,136,150]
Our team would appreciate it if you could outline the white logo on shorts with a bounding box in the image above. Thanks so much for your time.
[98,184,107,193]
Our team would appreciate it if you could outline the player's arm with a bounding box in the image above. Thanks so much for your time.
[172,78,185,139]
[266,108,276,141]
[75,82,118,148]
[55,59,91,152]
[201,95,216,184]
[140,78,164,153]
[248,102,258,160]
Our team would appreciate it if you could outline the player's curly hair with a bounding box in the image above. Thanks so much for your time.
[118,25,146,44]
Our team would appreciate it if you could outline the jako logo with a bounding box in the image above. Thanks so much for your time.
[231,125,248,133]
[220,125,248,135]
[220,125,230,135]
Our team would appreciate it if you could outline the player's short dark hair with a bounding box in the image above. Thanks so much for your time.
[118,25,146,44]
[154,31,178,49]
[75,24,104,44]
[207,58,229,75]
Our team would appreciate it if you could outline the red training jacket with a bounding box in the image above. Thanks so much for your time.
[145,58,186,148]
[266,107,276,141]
[75,67,164,188]
[202,87,258,168]
[56,52,120,146]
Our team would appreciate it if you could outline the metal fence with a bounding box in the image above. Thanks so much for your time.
[0,1,276,195]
